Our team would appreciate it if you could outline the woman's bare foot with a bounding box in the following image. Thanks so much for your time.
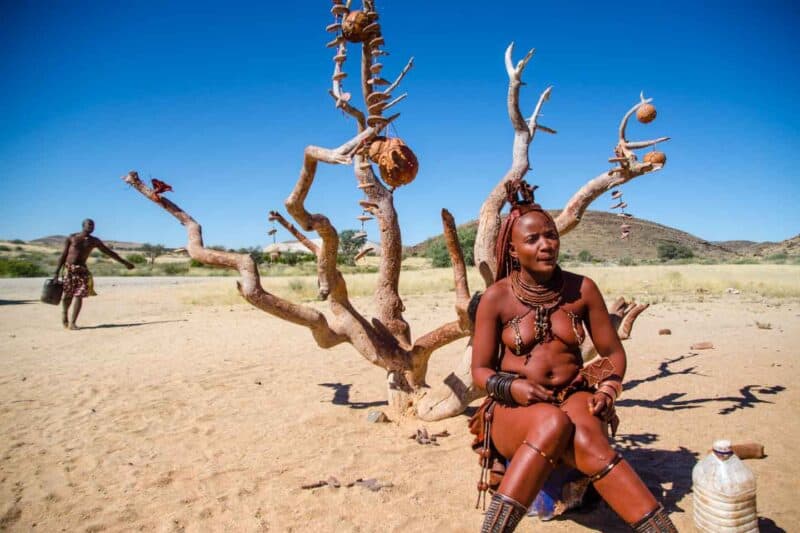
[68,323,79,331]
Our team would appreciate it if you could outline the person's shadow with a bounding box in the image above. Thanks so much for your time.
[76,319,188,329]
[0,299,36,305]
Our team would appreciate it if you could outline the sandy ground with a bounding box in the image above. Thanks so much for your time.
[0,276,798,532]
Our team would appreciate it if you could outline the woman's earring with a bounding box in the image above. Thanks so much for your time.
[511,256,520,270]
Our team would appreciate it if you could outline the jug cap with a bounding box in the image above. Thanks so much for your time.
[712,439,734,459]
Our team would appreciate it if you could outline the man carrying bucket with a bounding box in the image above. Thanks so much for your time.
[54,219,134,329]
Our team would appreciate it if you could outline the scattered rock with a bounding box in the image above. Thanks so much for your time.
[690,341,714,350]
[658,329,671,335]
[755,321,772,330]
[366,410,389,423]
[254,380,262,385]
[408,427,449,445]
[300,480,327,490]
[725,287,741,295]
[301,476,391,492]
[349,478,393,492]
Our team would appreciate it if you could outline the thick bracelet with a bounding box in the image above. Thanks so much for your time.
[486,373,518,406]
[597,380,623,401]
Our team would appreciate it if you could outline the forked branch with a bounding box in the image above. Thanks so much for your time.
[555,93,670,234]
[121,171,348,348]
[475,43,557,285]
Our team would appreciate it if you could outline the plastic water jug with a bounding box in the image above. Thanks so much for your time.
[692,439,758,532]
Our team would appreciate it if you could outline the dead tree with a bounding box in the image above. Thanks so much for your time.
[122,2,668,420]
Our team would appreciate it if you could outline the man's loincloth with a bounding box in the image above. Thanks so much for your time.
[63,264,92,298]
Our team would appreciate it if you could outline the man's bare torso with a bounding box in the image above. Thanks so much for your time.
[65,233,101,266]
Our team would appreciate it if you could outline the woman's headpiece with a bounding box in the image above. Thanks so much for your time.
[494,178,558,281]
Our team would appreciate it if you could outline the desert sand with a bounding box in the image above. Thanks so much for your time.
[1,276,797,532]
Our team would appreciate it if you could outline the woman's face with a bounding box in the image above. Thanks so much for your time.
[509,210,560,278]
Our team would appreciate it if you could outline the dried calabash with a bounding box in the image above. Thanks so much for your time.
[643,151,667,165]
[341,11,372,42]
[636,103,657,124]
[368,137,419,188]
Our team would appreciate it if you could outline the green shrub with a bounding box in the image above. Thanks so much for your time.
[577,250,593,262]
[426,239,450,268]
[0,245,11,252]
[236,246,266,265]
[288,279,306,292]
[190,258,206,268]
[278,251,314,266]
[126,253,147,265]
[425,226,477,268]
[657,242,694,261]
[162,262,189,275]
[765,253,788,263]
[10,239,25,245]
[338,230,367,266]
[0,258,47,277]
[618,256,636,266]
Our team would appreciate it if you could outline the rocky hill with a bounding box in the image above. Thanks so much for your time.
[28,235,144,250]
[407,211,782,262]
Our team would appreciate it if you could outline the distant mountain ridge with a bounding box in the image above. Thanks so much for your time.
[407,211,799,261]
[19,221,799,261]
[28,235,144,250]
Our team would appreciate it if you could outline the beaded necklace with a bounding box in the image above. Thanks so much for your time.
[508,266,564,347]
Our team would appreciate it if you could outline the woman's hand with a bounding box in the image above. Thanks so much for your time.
[588,391,614,420]
[510,379,554,406]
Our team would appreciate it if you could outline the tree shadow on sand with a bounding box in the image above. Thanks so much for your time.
[547,433,697,532]
[318,382,388,409]
[618,353,786,415]
[77,319,188,330]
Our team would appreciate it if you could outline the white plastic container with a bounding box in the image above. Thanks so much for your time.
[692,439,759,532]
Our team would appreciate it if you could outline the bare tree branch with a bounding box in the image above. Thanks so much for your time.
[556,93,670,236]
[268,210,319,255]
[285,130,376,302]
[121,171,348,348]
[474,43,554,286]
[441,209,471,329]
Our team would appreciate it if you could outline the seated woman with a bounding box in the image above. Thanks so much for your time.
[470,179,676,532]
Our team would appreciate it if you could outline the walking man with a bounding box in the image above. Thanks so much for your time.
[55,219,134,329]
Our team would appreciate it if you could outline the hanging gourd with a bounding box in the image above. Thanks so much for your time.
[367,137,419,188]
[643,151,667,165]
[636,102,657,124]
[341,11,373,43]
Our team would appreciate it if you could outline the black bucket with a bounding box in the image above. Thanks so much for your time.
[41,278,63,305]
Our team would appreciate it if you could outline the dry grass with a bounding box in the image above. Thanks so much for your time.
[180,264,800,307]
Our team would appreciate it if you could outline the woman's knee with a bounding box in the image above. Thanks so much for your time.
[525,407,573,445]
[572,423,616,474]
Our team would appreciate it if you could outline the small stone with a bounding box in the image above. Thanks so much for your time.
[658,329,671,335]
[690,341,714,350]
[366,410,389,423]
[755,321,772,330]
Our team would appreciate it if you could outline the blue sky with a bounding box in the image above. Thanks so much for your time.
[2,1,798,248]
